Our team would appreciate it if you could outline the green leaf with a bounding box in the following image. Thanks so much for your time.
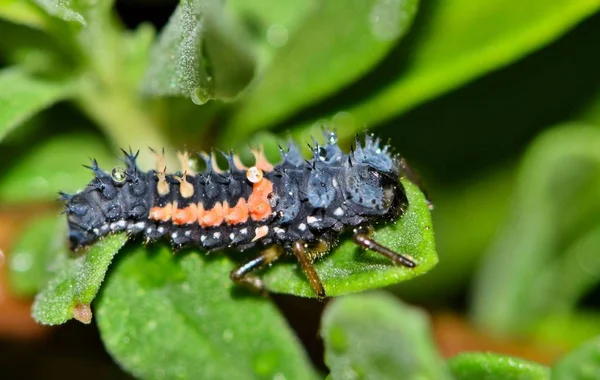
[263,178,437,297]
[321,292,450,379]
[95,245,318,380]
[7,215,67,296]
[223,0,419,143]
[0,133,116,203]
[0,67,71,141]
[226,0,316,66]
[471,124,600,335]
[448,353,550,380]
[290,0,600,143]
[31,0,86,25]
[142,0,255,103]
[552,336,600,380]
[0,0,48,29]
[531,312,600,349]
[32,233,128,325]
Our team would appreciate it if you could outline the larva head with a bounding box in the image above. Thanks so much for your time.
[343,135,404,217]
[63,151,148,249]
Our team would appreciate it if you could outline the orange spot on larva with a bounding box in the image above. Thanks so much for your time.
[172,203,198,225]
[149,203,173,222]
[224,198,249,225]
[198,201,224,227]
[247,179,274,221]
[254,178,273,196]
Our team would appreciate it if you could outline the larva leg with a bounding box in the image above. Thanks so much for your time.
[292,241,326,298]
[352,226,417,268]
[230,245,283,293]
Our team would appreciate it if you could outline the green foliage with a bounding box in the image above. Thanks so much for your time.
[32,233,127,325]
[552,336,600,379]
[0,133,115,202]
[96,245,318,380]
[0,67,71,140]
[283,0,600,145]
[472,125,600,336]
[141,0,255,102]
[448,353,550,380]
[322,292,451,379]
[1,0,599,379]
[223,0,419,143]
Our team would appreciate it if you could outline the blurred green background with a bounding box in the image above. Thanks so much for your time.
[0,0,599,379]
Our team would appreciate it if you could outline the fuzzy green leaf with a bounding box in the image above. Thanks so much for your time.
[226,0,316,67]
[96,245,318,380]
[223,0,419,143]
[263,178,437,297]
[290,0,600,143]
[30,0,86,25]
[552,336,600,379]
[0,133,115,203]
[142,0,255,103]
[32,233,127,325]
[0,68,71,141]
[321,292,450,379]
[448,353,550,380]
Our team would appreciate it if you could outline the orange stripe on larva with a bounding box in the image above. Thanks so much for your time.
[248,178,274,221]
[198,201,224,227]
[224,198,249,225]
[172,203,198,225]
[149,203,173,222]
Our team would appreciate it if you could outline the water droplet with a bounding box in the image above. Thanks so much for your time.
[369,0,406,41]
[191,86,211,105]
[267,24,289,47]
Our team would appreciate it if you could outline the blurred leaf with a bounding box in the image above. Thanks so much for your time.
[142,0,255,103]
[96,245,318,380]
[263,178,437,297]
[226,0,316,66]
[31,0,85,25]
[471,124,600,335]
[223,0,419,143]
[552,336,600,380]
[120,24,155,93]
[539,225,600,313]
[32,233,127,325]
[396,168,516,301]
[291,0,600,143]
[321,292,450,379]
[531,312,600,349]
[7,215,66,296]
[0,67,71,141]
[448,353,550,380]
[0,133,115,203]
[0,0,48,29]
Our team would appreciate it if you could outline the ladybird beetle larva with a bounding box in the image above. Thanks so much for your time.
[61,130,422,297]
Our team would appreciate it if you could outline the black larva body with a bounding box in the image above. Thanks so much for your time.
[63,132,411,295]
